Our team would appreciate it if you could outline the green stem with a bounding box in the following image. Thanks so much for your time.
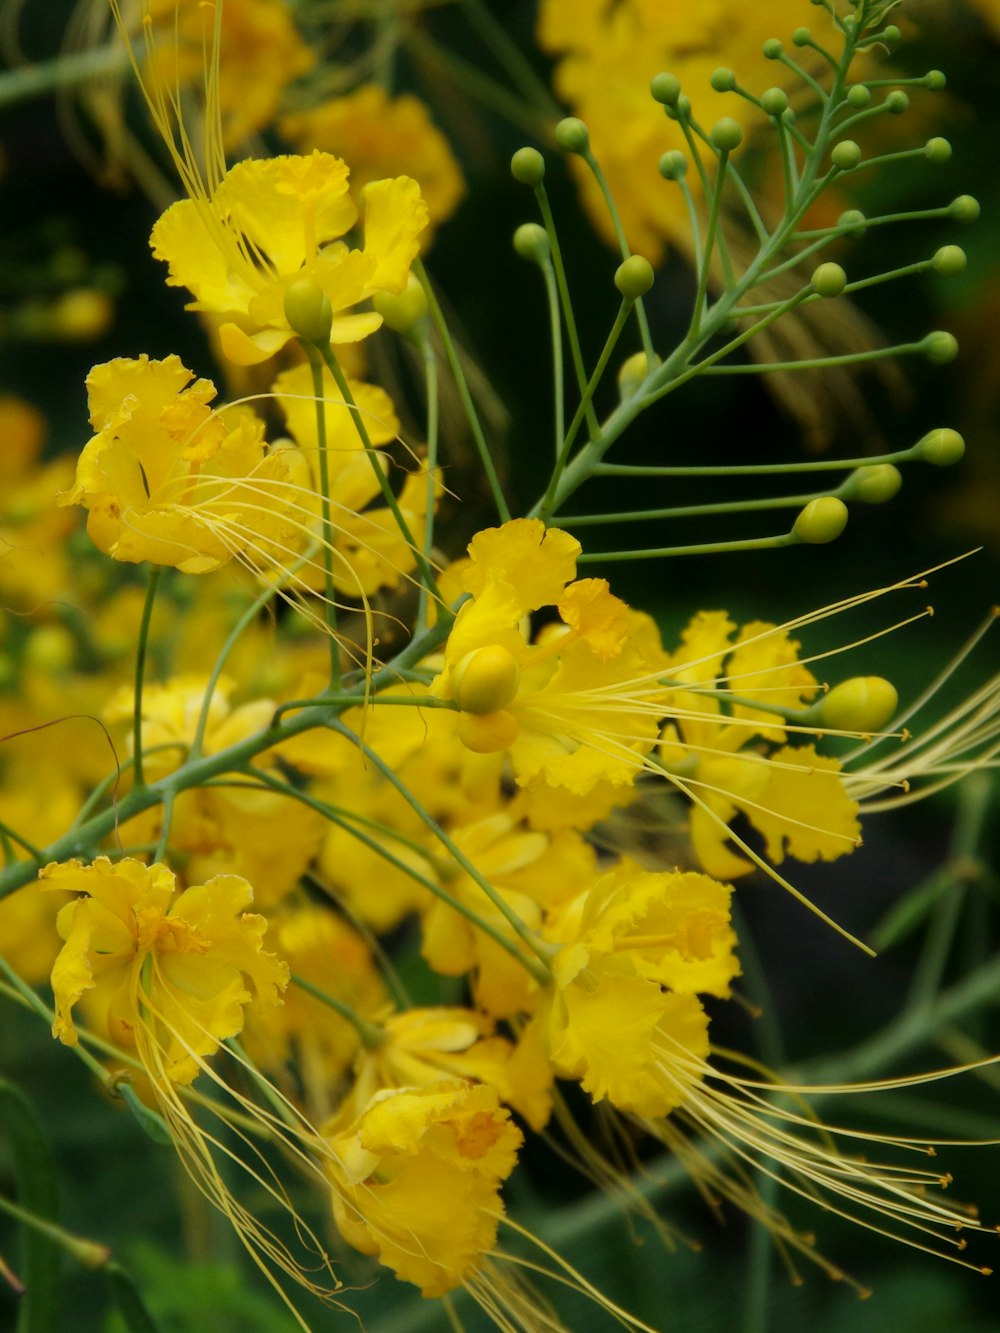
[132,567,162,791]
[575,533,794,563]
[305,347,342,687]
[414,259,510,522]
[416,331,439,635]
[541,256,565,461]
[0,45,128,109]
[290,974,386,1049]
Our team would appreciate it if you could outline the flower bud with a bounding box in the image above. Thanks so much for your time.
[932,245,966,277]
[650,73,681,106]
[831,140,862,170]
[458,709,520,754]
[841,463,902,504]
[811,262,847,298]
[882,24,901,45]
[760,87,788,117]
[762,39,784,60]
[618,350,660,399]
[922,331,958,365]
[885,90,909,115]
[513,223,550,263]
[710,118,743,152]
[710,67,736,92]
[792,27,811,46]
[819,677,898,733]
[555,117,589,154]
[658,150,687,180]
[283,275,333,345]
[372,274,428,338]
[452,645,520,715]
[924,137,951,164]
[792,496,848,544]
[916,428,965,466]
[924,70,946,91]
[949,195,980,223]
[615,256,655,300]
[838,208,867,234]
[511,147,545,186]
[846,84,871,108]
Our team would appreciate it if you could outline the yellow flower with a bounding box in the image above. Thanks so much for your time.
[282,84,465,246]
[325,1080,522,1298]
[40,857,288,1085]
[150,151,428,365]
[63,355,295,573]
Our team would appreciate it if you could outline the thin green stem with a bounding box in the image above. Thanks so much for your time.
[416,331,439,634]
[458,0,563,119]
[691,149,731,333]
[414,259,510,522]
[329,718,552,982]
[306,346,342,687]
[533,184,601,439]
[699,338,927,375]
[575,533,794,562]
[132,566,162,791]
[0,44,128,109]
[541,257,565,461]
[559,485,828,525]
[290,974,387,1049]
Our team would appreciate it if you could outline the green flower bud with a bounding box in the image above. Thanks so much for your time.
[882,24,901,45]
[842,463,902,504]
[760,87,788,116]
[710,117,744,152]
[932,245,966,277]
[792,496,848,544]
[924,137,952,164]
[811,262,847,298]
[555,117,589,154]
[617,350,660,400]
[513,223,550,263]
[665,94,692,121]
[710,66,736,92]
[762,38,784,59]
[650,72,681,106]
[838,208,867,234]
[922,331,959,364]
[452,645,520,715]
[658,150,687,180]
[283,275,333,345]
[615,255,655,300]
[819,677,898,733]
[511,147,545,186]
[846,84,871,107]
[949,195,981,223]
[372,273,429,338]
[831,140,862,170]
[885,89,909,114]
[916,427,965,466]
[781,106,797,125]
[792,27,811,46]
[924,70,946,91]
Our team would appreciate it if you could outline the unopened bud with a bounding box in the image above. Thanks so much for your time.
[924,137,951,164]
[932,245,966,277]
[838,208,867,234]
[658,150,687,180]
[555,117,589,154]
[760,87,788,117]
[373,274,428,338]
[916,427,965,466]
[924,70,946,91]
[650,72,681,106]
[710,117,743,152]
[792,27,812,46]
[511,147,545,186]
[842,463,902,504]
[615,255,655,300]
[811,262,847,298]
[452,645,520,715]
[283,275,333,345]
[846,84,871,108]
[949,195,980,223]
[513,223,550,263]
[618,350,660,399]
[831,140,862,170]
[763,38,784,59]
[882,24,902,45]
[710,67,736,92]
[922,331,959,364]
[820,677,898,732]
[885,89,909,114]
[792,496,848,544]
[457,709,520,754]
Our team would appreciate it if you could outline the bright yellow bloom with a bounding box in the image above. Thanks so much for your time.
[40,857,288,1085]
[282,85,465,246]
[434,519,663,793]
[150,152,428,365]
[325,1080,522,1298]
[63,355,295,573]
